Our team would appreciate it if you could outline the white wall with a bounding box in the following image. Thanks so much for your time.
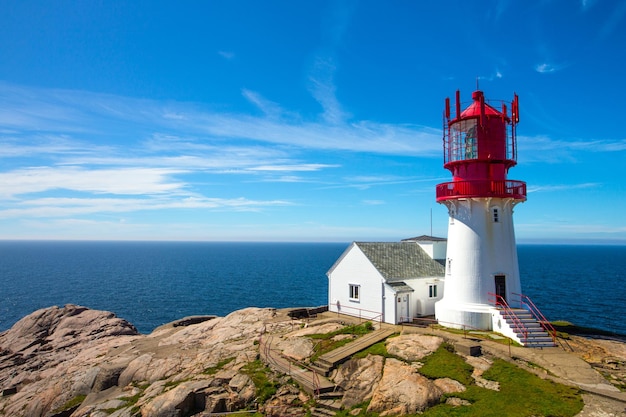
[416,241,448,261]
[435,197,523,330]
[327,243,387,322]
[404,277,444,316]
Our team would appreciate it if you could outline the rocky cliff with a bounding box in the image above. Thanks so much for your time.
[1,305,625,417]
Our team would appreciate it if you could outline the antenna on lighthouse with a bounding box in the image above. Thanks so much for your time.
[430,208,433,236]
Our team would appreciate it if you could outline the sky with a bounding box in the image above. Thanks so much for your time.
[1,1,626,243]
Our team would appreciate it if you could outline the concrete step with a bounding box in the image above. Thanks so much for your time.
[495,309,556,348]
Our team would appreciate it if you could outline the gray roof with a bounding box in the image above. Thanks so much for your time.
[387,281,415,292]
[401,235,447,242]
[355,242,445,282]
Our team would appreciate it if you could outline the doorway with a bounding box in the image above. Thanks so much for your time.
[397,294,409,323]
[494,275,507,303]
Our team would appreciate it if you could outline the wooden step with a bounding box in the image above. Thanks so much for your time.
[315,328,395,368]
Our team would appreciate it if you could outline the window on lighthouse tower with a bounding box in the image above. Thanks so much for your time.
[492,207,500,223]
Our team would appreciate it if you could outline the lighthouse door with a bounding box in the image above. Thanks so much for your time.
[494,275,507,303]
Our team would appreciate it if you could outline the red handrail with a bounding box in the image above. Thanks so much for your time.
[488,292,528,344]
[513,293,557,344]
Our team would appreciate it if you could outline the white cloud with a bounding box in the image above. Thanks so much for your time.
[248,163,337,172]
[0,166,185,198]
[0,82,440,157]
[308,57,351,125]
[527,182,600,193]
[534,62,569,74]
[0,195,292,219]
[241,89,285,118]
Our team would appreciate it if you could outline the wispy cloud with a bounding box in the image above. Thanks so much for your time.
[0,195,292,219]
[527,182,600,193]
[518,135,626,163]
[218,50,235,60]
[362,200,385,205]
[241,89,286,118]
[534,62,569,74]
[308,57,351,125]
[0,166,185,198]
[0,81,440,225]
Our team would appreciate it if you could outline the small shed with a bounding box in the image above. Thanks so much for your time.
[327,239,446,324]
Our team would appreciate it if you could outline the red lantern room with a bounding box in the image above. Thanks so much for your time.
[436,90,526,202]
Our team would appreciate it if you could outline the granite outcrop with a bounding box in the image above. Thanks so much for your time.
[1,304,626,417]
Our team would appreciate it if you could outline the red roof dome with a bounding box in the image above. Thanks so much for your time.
[459,90,503,118]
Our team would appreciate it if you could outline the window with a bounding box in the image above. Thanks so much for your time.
[449,205,456,225]
[446,258,452,275]
[429,284,438,298]
[492,207,500,223]
[349,284,360,301]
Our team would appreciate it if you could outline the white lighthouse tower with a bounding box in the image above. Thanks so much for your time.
[434,89,526,331]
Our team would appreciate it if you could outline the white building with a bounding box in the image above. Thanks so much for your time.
[327,237,446,324]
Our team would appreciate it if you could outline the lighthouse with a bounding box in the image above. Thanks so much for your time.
[434,89,526,331]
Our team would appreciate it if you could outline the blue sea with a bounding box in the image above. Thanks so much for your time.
[1,241,625,336]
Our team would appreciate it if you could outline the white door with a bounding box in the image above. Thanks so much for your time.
[397,294,409,323]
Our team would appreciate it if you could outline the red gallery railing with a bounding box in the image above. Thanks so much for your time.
[436,180,526,201]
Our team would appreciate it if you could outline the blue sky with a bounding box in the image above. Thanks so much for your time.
[1,0,625,243]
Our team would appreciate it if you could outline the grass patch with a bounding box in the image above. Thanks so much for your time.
[334,400,379,417]
[242,359,279,404]
[419,343,474,386]
[308,321,375,340]
[53,395,86,413]
[101,392,142,414]
[552,321,626,340]
[203,356,235,375]
[420,359,583,417]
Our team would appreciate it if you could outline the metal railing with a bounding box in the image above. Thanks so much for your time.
[488,292,529,344]
[331,304,383,324]
[436,179,526,201]
[513,293,558,345]
[259,327,322,397]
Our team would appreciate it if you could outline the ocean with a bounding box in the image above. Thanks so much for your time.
[1,241,625,336]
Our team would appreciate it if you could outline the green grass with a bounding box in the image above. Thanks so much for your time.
[333,400,379,417]
[419,359,583,417]
[241,359,279,404]
[308,321,375,340]
[203,356,236,375]
[53,395,86,413]
[552,321,626,340]
[419,343,474,386]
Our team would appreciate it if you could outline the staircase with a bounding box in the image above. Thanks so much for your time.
[311,328,396,376]
[495,308,556,348]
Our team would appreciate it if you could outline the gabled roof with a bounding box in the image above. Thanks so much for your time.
[401,235,447,242]
[354,242,445,282]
